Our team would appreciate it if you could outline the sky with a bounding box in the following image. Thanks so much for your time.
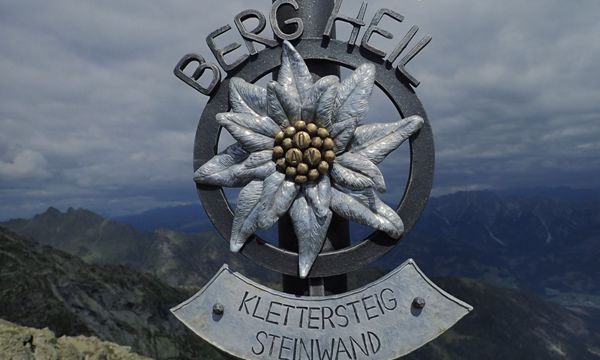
[0,0,599,219]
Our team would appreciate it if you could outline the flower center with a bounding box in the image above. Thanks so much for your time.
[272,121,336,184]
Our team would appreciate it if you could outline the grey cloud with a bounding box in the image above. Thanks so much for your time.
[0,150,50,180]
[397,0,600,194]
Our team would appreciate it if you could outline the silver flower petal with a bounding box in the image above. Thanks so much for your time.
[256,172,299,229]
[314,83,338,130]
[267,81,301,127]
[331,63,376,153]
[346,187,404,236]
[372,193,404,236]
[331,163,373,190]
[350,115,424,164]
[194,144,275,187]
[230,180,264,252]
[217,113,276,152]
[330,188,403,239]
[196,143,247,176]
[331,152,386,192]
[335,185,376,210]
[217,112,280,137]
[279,40,313,104]
[290,193,333,279]
[229,77,268,116]
[305,175,332,219]
[302,76,339,129]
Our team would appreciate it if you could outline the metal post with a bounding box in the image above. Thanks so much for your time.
[274,0,349,296]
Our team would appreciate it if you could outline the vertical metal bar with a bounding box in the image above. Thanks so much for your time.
[308,277,325,296]
[278,214,307,295]
[274,0,349,296]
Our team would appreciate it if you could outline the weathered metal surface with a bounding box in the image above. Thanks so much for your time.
[172,260,472,359]
[235,9,279,55]
[194,38,435,278]
[194,40,423,279]
[323,0,367,47]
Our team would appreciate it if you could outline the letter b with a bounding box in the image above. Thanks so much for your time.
[173,54,221,96]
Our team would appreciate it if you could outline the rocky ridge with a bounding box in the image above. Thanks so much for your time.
[0,319,150,360]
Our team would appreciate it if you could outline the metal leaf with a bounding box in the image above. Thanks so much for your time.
[217,113,276,153]
[314,83,338,130]
[331,153,386,192]
[334,185,377,210]
[346,187,404,236]
[302,76,339,129]
[305,175,331,219]
[279,40,313,104]
[330,188,403,239]
[195,143,247,180]
[230,180,264,252]
[331,163,373,191]
[350,115,424,164]
[229,77,268,116]
[256,172,299,229]
[373,193,404,236]
[194,145,275,187]
[267,81,301,127]
[331,63,376,152]
[290,193,332,279]
[217,112,280,137]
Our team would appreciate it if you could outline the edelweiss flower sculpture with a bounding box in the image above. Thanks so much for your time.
[195,41,424,278]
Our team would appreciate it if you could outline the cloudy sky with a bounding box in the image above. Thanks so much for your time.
[1,0,599,219]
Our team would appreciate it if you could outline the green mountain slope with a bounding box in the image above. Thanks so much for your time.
[0,226,225,360]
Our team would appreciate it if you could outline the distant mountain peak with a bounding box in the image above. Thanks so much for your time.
[40,206,102,219]
[46,206,61,215]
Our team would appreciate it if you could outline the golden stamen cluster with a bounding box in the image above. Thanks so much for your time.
[273,121,336,184]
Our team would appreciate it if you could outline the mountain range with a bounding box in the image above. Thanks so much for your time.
[15,188,595,300]
[114,204,213,234]
[2,206,275,288]
[1,224,599,358]
[389,189,600,299]
[1,187,599,358]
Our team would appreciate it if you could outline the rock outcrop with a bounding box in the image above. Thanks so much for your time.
[0,319,150,360]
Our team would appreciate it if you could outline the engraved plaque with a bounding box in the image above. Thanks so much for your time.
[172,260,472,359]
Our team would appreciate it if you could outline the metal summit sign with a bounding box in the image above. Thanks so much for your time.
[173,262,471,359]
[171,1,472,359]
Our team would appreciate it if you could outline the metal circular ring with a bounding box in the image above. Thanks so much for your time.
[194,39,434,277]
